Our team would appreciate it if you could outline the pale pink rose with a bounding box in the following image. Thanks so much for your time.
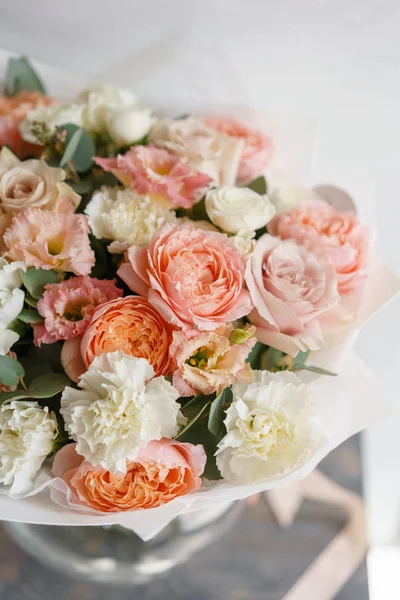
[0,91,54,159]
[52,439,206,512]
[268,199,372,294]
[117,222,253,330]
[34,276,122,345]
[245,234,340,356]
[95,145,212,209]
[2,204,95,275]
[170,324,256,397]
[203,116,273,184]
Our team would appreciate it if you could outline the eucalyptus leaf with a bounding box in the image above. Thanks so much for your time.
[260,347,285,371]
[60,124,95,173]
[292,349,311,371]
[0,354,25,387]
[208,388,232,438]
[18,308,44,324]
[27,343,63,373]
[0,372,70,402]
[247,175,267,195]
[246,341,265,370]
[7,319,29,337]
[19,356,53,386]
[302,365,337,377]
[70,179,94,196]
[60,127,83,167]
[21,268,58,299]
[6,56,46,96]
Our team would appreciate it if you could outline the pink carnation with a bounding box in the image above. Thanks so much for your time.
[268,199,372,295]
[2,204,95,275]
[34,276,122,346]
[117,221,253,330]
[170,324,256,397]
[203,116,273,184]
[95,145,212,209]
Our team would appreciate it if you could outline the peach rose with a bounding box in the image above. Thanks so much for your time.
[117,222,253,330]
[245,234,339,356]
[203,116,273,184]
[170,324,256,397]
[268,199,372,294]
[52,440,206,512]
[0,91,54,159]
[81,295,175,377]
[95,145,212,209]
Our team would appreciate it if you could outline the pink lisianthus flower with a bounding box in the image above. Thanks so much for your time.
[33,276,122,346]
[203,116,273,184]
[52,439,206,512]
[95,145,212,209]
[268,199,372,295]
[117,222,253,331]
[2,203,95,275]
[170,324,257,397]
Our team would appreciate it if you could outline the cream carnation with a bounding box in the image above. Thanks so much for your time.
[85,186,176,253]
[61,351,183,473]
[205,185,275,234]
[0,258,26,354]
[0,400,58,496]
[216,370,315,484]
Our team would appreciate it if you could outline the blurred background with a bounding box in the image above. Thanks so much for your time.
[0,1,399,598]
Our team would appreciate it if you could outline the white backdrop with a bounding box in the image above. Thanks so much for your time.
[1,0,400,561]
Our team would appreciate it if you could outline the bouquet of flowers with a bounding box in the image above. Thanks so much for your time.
[0,56,397,539]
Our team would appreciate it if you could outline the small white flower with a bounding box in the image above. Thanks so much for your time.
[0,258,26,355]
[216,370,315,484]
[61,351,183,473]
[268,177,311,213]
[230,229,256,256]
[85,186,176,253]
[80,84,153,145]
[20,103,85,144]
[205,185,275,234]
[0,400,58,496]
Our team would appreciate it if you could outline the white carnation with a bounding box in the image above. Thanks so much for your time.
[0,258,26,354]
[20,103,85,144]
[216,371,315,484]
[0,401,58,496]
[205,185,275,234]
[61,351,183,473]
[85,186,176,253]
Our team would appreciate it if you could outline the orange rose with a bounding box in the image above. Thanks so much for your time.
[52,440,206,512]
[81,295,174,377]
[0,91,54,158]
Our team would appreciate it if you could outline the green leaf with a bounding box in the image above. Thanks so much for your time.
[208,387,232,438]
[0,354,25,387]
[18,308,44,324]
[247,175,267,195]
[21,268,58,299]
[0,372,70,403]
[24,295,38,308]
[27,343,64,374]
[7,319,29,337]
[60,124,95,173]
[70,179,94,196]
[302,365,337,377]
[178,419,222,480]
[246,341,265,370]
[292,349,311,371]
[19,356,53,386]
[176,401,211,440]
[6,56,46,95]
[260,347,285,371]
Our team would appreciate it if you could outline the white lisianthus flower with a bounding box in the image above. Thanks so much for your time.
[149,117,244,186]
[205,185,276,234]
[80,84,153,146]
[0,401,58,496]
[20,103,85,144]
[85,186,176,253]
[0,258,26,354]
[61,351,183,473]
[216,370,315,484]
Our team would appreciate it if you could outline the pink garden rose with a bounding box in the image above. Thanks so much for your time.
[2,203,95,275]
[268,199,372,294]
[245,234,340,356]
[117,222,253,330]
[203,116,273,184]
[95,145,212,209]
[52,439,206,512]
[170,324,256,397]
[34,276,122,345]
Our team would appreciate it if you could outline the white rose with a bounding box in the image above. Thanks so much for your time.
[61,351,183,473]
[20,103,85,144]
[0,148,79,215]
[80,84,153,145]
[0,400,58,496]
[0,258,26,354]
[216,370,315,484]
[149,117,244,186]
[205,185,276,234]
[85,186,176,253]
